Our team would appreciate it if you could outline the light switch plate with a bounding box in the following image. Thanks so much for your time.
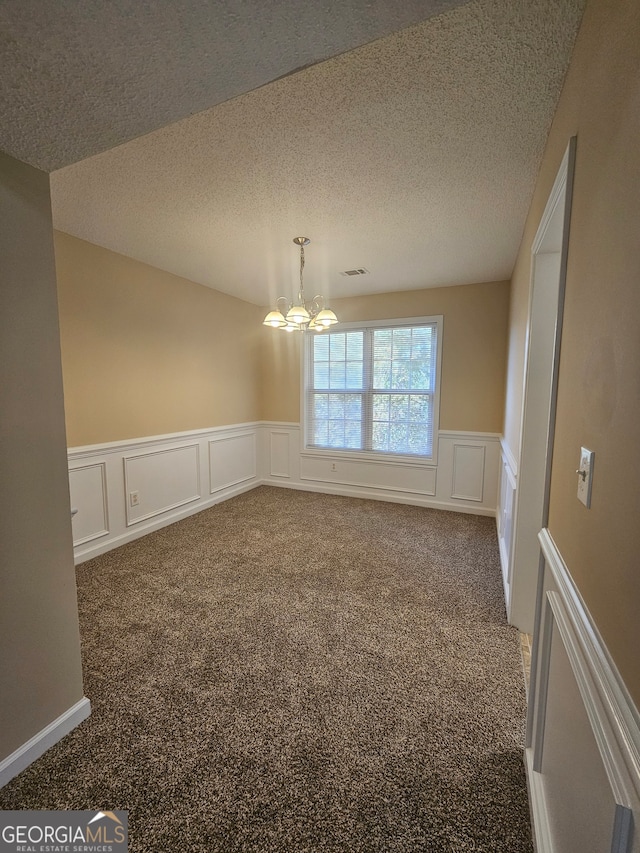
[577,447,594,508]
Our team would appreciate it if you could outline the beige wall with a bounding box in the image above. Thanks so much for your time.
[55,232,265,447]
[260,280,510,433]
[504,0,640,703]
[0,153,85,761]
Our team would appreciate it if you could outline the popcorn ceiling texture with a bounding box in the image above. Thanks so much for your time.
[0,0,469,171]
[48,0,585,305]
[0,487,532,852]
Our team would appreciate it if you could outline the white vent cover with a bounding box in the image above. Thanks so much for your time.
[340,268,369,276]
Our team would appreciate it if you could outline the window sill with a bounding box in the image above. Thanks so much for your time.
[301,447,437,468]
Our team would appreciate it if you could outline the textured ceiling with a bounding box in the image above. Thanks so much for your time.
[9,0,586,306]
[0,0,470,171]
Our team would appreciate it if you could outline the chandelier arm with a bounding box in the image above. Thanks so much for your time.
[308,296,324,318]
[276,295,290,313]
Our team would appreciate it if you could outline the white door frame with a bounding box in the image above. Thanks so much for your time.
[508,137,576,633]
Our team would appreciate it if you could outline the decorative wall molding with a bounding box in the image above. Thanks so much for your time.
[451,443,485,502]
[499,437,518,479]
[264,425,500,516]
[69,461,109,546]
[123,442,201,526]
[526,529,640,852]
[209,431,256,494]
[300,454,437,496]
[69,424,261,563]
[67,422,262,459]
[0,698,91,789]
[538,530,640,779]
[269,431,292,478]
[69,423,502,562]
[440,430,502,442]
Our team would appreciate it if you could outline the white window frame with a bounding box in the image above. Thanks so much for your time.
[301,315,443,466]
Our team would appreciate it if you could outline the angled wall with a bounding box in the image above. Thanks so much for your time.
[504,0,640,704]
[55,232,265,447]
[0,152,86,775]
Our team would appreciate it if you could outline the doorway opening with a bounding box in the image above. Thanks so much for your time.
[507,137,576,633]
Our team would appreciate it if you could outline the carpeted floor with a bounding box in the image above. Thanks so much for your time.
[0,487,533,852]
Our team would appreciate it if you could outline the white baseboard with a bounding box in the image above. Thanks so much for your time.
[73,479,257,563]
[70,423,262,565]
[69,423,501,564]
[262,477,497,516]
[0,697,91,789]
[525,746,553,853]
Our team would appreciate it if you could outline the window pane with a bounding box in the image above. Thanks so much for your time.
[392,328,411,359]
[410,359,430,390]
[372,422,389,451]
[409,395,429,422]
[313,394,329,419]
[409,424,429,454]
[329,334,346,361]
[390,394,409,422]
[329,362,346,389]
[314,363,329,388]
[389,422,409,453]
[345,421,362,449]
[346,332,364,360]
[411,327,432,357]
[314,420,328,446]
[346,361,363,389]
[391,361,410,389]
[328,420,344,447]
[373,329,392,359]
[345,395,362,419]
[373,360,391,389]
[328,394,345,419]
[314,335,329,361]
[372,394,390,421]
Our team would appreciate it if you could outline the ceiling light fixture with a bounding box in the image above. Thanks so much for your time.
[263,237,338,333]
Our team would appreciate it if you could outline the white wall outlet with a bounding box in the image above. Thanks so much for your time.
[129,490,140,507]
[331,462,337,472]
[576,447,594,508]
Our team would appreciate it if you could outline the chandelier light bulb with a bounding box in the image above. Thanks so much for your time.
[263,310,287,328]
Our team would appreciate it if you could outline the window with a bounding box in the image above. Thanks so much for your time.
[304,316,442,461]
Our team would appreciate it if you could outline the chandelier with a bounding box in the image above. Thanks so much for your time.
[263,237,338,332]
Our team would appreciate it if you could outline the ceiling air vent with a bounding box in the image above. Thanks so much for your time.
[340,268,369,277]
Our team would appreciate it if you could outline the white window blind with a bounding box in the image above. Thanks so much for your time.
[304,318,441,460]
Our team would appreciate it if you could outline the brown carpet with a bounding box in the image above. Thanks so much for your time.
[0,486,532,852]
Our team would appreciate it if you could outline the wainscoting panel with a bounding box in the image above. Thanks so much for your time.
[269,430,291,478]
[451,443,485,502]
[68,424,260,563]
[300,454,437,496]
[209,432,256,494]
[124,443,201,526]
[262,426,500,515]
[69,424,501,563]
[435,432,500,514]
[69,462,109,546]
[526,530,640,853]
